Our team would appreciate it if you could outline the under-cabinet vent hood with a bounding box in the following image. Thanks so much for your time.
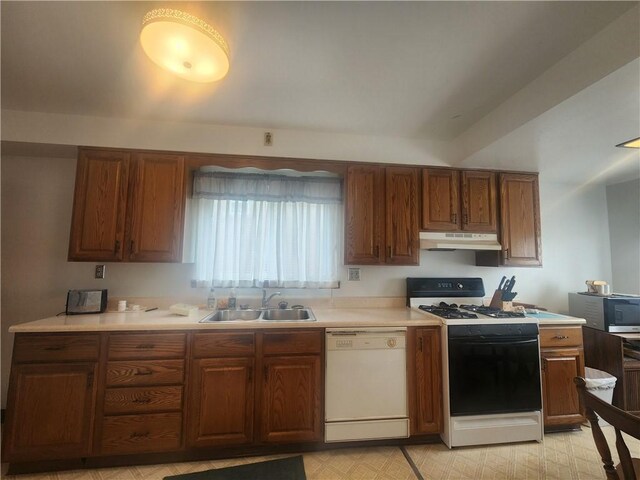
[419,232,502,251]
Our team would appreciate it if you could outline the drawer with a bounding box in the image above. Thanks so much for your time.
[13,334,100,363]
[262,330,323,355]
[108,333,186,360]
[193,332,255,358]
[540,327,583,348]
[104,386,183,415]
[106,360,184,386]
[100,412,182,455]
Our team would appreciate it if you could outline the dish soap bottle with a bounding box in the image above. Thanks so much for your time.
[207,288,217,310]
[228,289,237,310]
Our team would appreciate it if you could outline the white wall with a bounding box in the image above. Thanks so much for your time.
[1,152,613,407]
[606,179,640,294]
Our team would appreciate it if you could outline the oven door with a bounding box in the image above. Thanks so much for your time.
[448,334,541,416]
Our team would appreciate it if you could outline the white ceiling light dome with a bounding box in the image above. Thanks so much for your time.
[140,8,230,83]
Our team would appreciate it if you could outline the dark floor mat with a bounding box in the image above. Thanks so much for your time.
[163,455,306,480]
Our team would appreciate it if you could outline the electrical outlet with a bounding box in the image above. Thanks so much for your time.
[95,264,105,279]
[264,131,273,146]
[348,267,360,281]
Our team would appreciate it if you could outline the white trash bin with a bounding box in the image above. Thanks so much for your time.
[585,366,617,427]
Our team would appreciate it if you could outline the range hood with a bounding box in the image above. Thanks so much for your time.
[419,232,502,251]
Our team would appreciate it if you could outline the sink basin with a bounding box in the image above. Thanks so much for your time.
[261,308,316,321]
[200,308,316,322]
[201,309,261,322]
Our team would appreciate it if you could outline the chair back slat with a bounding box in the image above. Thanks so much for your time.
[574,377,640,480]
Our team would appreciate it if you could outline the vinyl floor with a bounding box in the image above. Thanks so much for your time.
[2,427,639,480]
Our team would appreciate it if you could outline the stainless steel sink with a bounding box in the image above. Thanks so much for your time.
[201,309,261,322]
[261,308,316,321]
[200,307,316,322]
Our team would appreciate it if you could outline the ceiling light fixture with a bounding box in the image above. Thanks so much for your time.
[140,8,230,83]
[616,136,640,148]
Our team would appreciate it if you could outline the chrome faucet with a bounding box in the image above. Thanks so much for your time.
[262,289,281,308]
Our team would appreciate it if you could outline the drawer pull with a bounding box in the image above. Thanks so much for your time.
[134,369,153,376]
[130,431,150,439]
[44,346,66,351]
[135,344,156,349]
[132,397,151,404]
[553,335,569,340]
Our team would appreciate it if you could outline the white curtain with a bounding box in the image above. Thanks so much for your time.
[192,171,342,289]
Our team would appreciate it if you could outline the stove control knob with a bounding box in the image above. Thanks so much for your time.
[456,283,464,289]
[386,338,397,348]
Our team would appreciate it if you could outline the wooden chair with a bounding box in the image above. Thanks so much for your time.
[574,377,640,480]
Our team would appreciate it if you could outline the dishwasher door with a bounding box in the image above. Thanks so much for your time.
[325,328,408,441]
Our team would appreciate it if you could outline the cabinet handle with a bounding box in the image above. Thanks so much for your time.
[264,366,268,382]
[130,240,135,252]
[388,246,392,258]
[375,245,380,257]
[248,368,253,383]
[130,431,150,439]
[86,372,94,387]
[134,369,153,376]
[451,213,457,224]
[553,335,569,340]
[418,337,423,353]
[114,240,120,253]
[502,248,508,260]
[44,345,66,351]
[463,213,468,225]
[136,344,155,349]
[133,398,151,404]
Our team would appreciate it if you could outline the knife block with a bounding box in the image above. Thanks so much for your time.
[489,290,503,309]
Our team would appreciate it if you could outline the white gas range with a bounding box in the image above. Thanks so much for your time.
[407,277,543,448]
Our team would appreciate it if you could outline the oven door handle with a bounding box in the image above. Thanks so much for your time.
[449,338,538,346]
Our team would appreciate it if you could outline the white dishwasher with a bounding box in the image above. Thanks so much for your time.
[325,327,409,442]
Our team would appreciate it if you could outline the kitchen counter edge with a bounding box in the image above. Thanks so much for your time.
[8,307,586,333]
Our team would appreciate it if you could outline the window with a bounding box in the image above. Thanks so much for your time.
[191,170,342,288]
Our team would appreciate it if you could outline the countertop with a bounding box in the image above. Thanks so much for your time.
[8,307,585,333]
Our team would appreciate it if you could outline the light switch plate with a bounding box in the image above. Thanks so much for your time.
[348,267,360,281]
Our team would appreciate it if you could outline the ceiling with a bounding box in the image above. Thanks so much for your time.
[1,1,639,184]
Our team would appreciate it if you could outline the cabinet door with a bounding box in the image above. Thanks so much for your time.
[261,355,322,443]
[541,348,584,428]
[413,328,442,434]
[461,171,497,232]
[344,166,385,264]
[3,363,97,462]
[499,173,542,266]
[188,357,254,447]
[68,149,130,261]
[422,168,460,231]
[386,167,419,265]
[127,153,185,262]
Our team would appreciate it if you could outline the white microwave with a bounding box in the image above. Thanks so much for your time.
[569,292,640,333]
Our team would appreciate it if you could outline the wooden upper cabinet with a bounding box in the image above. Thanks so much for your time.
[69,148,187,263]
[127,153,185,262]
[345,165,419,265]
[344,165,385,264]
[422,169,460,231]
[386,167,419,265]
[422,168,496,233]
[461,171,496,232]
[68,149,130,261]
[499,173,542,266]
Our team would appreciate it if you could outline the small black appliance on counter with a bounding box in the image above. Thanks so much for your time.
[65,289,108,314]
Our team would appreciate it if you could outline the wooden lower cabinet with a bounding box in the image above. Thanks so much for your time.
[3,363,98,462]
[261,355,322,443]
[539,325,585,429]
[188,357,255,447]
[410,327,443,435]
